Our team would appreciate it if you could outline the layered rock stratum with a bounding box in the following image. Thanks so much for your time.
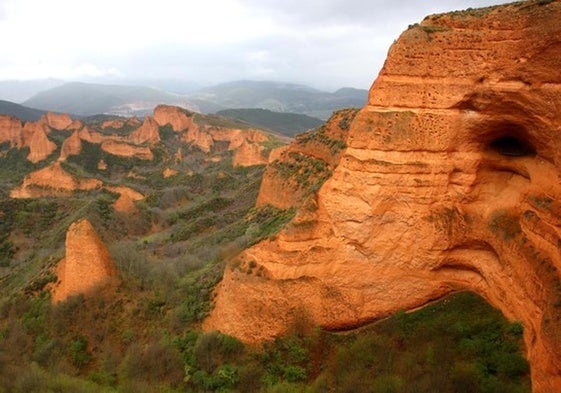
[51,219,118,302]
[205,2,561,392]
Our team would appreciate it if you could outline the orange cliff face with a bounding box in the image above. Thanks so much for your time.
[51,219,118,302]
[204,2,561,392]
[10,162,102,198]
[22,122,57,163]
[256,108,357,209]
[59,130,82,161]
[42,112,73,130]
[0,115,23,148]
[153,104,194,131]
[128,116,160,145]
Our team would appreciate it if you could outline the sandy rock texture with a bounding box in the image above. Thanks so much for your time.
[205,2,561,392]
[51,219,118,302]
[10,162,102,198]
[42,112,73,130]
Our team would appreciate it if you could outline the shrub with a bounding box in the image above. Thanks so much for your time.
[68,335,91,368]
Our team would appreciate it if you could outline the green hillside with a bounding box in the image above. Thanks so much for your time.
[0,100,48,121]
[189,80,367,120]
[0,113,530,392]
[217,108,323,136]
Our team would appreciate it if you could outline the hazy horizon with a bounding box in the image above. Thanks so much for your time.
[1,0,510,91]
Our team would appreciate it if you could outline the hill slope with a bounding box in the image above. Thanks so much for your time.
[23,82,197,117]
[190,80,368,119]
[0,78,65,103]
[0,100,48,121]
[0,101,530,392]
[217,108,323,136]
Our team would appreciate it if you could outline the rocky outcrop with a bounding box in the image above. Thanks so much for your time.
[78,125,106,144]
[106,186,144,214]
[232,140,267,167]
[23,122,57,163]
[153,104,193,131]
[101,140,154,160]
[163,168,179,178]
[100,119,126,130]
[59,131,82,161]
[128,116,160,145]
[51,219,118,302]
[205,2,561,392]
[42,112,73,130]
[182,122,214,153]
[256,108,356,209]
[10,162,102,198]
[0,115,23,148]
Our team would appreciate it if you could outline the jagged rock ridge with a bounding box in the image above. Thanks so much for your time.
[2,105,281,202]
[205,2,561,392]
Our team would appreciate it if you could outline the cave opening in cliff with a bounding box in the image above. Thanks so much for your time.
[487,123,536,157]
[489,136,535,157]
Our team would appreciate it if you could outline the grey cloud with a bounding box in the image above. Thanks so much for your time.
[238,0,510,27]
[33,0,513,91]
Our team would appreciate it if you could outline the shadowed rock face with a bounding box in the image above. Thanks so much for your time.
[205,2,561,391]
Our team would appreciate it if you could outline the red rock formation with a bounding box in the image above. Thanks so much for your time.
[128,116,160,145]
[66,119,83,131]
[256,109,356,209]
[163,168,179,178]
[0,115,23,148]
[266,145,288,163]
[205,2,561,392]
[10,162,102,198]
[182,123,214,153]
[127,116,141,128]
[106,186,144,214]
[78,125,106,144]
[232,140,267,167]
[51,219,118,302]
[59,131,82,161]
[209,127,244,149]
[22,122,57,163]
[153,104,194,131]
[42,112,73,130]
[101,140,154,160]
[100,119,126,129]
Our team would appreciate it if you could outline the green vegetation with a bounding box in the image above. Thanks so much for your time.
[0,99,47,121]
[0,113,531,392]
[217,108,323,137]
[192,113,254,130]
[271,152,332,194]
[0,288,530,392]
[189,80,367,120]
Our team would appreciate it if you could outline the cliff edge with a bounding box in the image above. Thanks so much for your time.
[205,2,561,392]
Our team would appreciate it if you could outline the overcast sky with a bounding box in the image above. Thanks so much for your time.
[0,0,510,91]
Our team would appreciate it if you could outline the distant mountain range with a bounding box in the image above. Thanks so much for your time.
[0,79,65,103]
[0,79,367,121]
[23,82,196,117]
[0,100,48,121]
[190,81,367,119]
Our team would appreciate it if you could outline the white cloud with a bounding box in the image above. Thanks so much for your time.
[0,62,122,80]
[0,0,512,88]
